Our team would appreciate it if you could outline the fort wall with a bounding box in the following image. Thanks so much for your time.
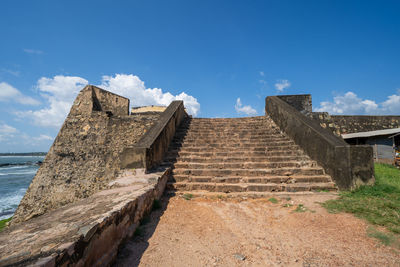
[312,112,400,135]
[12,86,161,224]
[266,95,375,190]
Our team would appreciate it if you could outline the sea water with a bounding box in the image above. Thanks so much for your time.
[0,156,44,220]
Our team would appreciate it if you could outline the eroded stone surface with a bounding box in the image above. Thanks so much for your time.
[12,86,161,224]
[0,168,169,266]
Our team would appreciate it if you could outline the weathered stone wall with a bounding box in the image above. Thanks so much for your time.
[12,86,161,225]
[277,94,312,114]
[0,168,170,266]
[312,112,400,135]
[121,101,188,170]
[266,96,375,190]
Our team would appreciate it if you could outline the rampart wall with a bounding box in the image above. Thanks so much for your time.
[265,96,375,190]
[12,86,161,225]
[312,112,400,135]
[1,86,187,266]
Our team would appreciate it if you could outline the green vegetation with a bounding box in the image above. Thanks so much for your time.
[0,217,12,232]
[293,204,315,213]
[294,204,306,212]
[315,188,330,193]
[182,193,194,200]
[323,163,400,234]
[268,197,278,204]
[367,227,400,248]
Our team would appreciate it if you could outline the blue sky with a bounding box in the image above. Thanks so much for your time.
[1,0,400,152]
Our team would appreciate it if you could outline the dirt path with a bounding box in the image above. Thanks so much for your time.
[114,193,400,267]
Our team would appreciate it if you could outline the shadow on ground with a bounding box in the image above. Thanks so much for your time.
[112,192,174,267]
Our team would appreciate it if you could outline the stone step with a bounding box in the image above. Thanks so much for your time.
[164,155,310,163]
[166,150,305,157]
[173,131,283,138]
[170,175,332,184]
[167,181,336,193]
[182,127,276,130]
[174,134,289,140]
[171,137,294,145]
[170,140,294,146]
[171,161,317,169]
[164,116,336,194]
[178,122,278,127]
[169,143,296,150]
[165,191,338,199]
[171,145,299,153]
[185,122,273,126]
[172,167,325,176]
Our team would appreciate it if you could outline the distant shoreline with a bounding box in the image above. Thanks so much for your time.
[0,152,46,156]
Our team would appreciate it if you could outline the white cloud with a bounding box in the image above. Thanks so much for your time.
[16,76,89,128]
[235,98,257,115]
[99,74,200,116]
[17,74,200,128]
[316,91,400,115]
[0,123,18,141]
[33,134,54,141]
[23,48,43,55]
[0,123,17,134]
[275,79,291,92]
[0,82,40,105]
[259,71,265,77]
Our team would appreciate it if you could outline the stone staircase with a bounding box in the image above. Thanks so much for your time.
[164,116,336,194]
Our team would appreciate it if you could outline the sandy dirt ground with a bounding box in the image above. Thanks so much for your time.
[114,193,400,267]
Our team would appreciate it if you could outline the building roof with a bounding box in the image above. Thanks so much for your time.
[342,127,400,139]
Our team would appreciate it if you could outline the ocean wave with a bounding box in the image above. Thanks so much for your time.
[0,162,42,168]
[0,189,26,220]
[0,173,37,176]
[0,165,30,170]
[0,156,45,158]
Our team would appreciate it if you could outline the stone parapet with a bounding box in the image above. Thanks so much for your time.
[120,100,188,171]
[0,168,170,266]
[312,113,400,135]
[265,96,375,190]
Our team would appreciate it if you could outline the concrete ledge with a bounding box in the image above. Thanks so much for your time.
[265,96,374,190]
[0,169,170,266]
[120,101,188,170]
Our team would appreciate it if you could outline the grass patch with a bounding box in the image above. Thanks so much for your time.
[282,203,293,208]
[293,204,315,213]
[182,193,194,200]
[268,197,278,204]
[367,227,400,248]
[294,204,306,212]
[0,217,12,232]
[322,163,400,234]
[315,188,330,193]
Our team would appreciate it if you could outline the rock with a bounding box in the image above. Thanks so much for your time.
[234,253,246,261]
